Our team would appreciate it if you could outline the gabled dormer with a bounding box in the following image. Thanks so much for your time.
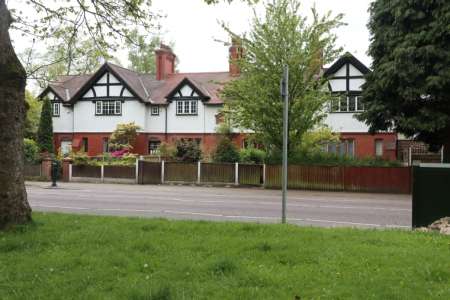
[166,78,210,116]
[324,53,370,113]
[80,71,134,100]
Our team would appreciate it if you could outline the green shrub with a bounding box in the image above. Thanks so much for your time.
[37,97,54,153]
[23,138,40,164]
[174,140,202,162]
[213,137,240,163]
[239,148,266,164]
[266,150,401,167]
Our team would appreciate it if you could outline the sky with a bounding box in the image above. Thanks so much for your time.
[150,0,374,72]
[9,0,374,75]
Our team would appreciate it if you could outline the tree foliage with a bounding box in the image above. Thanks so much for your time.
[221,0,343,155]
[24,91,41,140]
[23,138,39,164]
[126,29,161,74]
[109,122,141,151]
[37,97,54,153]
[358,0,450,158]
[213,137,240,163]
[9,0,160,84]
[174,140,202,162]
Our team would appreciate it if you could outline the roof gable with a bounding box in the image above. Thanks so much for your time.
[324,52,370,77]
[165,77,210,101]
[69,63,146,103]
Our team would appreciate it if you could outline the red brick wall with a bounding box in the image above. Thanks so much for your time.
[340,132,397,160]
[53,132,247,157]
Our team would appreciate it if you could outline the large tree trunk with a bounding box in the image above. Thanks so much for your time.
[0,0,32,229]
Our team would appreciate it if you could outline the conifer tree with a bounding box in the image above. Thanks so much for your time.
[37,97,54,154]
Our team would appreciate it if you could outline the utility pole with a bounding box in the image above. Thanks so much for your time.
[281,65,289,224]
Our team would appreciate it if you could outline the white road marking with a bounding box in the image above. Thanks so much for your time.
[32,204,409,228]
[28,192,410,212]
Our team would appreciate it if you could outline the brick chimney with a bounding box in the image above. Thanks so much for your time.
[229,38,243,77]
[155,43,176,80]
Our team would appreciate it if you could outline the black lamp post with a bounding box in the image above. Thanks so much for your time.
[51,158,58,187]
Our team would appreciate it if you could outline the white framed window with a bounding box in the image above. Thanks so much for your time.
[52,102,60,117]
[96,101,102,115]
[331,95,364,113]
[324,139,355,157]
[148,140,161,154]
[375,139,383,157]
[95,100,121,115]
[151,106,159,115]
[176,100,198,115]
[114,101,121,115]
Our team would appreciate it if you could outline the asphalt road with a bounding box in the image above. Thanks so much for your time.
[26,181,412,228]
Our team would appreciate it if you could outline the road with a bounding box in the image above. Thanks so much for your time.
[26,181,412,228]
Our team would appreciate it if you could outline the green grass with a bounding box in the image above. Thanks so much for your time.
[1,213,449,299]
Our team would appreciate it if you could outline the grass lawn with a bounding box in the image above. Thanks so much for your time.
[1,213,449,299]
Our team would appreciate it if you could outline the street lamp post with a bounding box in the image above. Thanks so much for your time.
[281,65,289,224]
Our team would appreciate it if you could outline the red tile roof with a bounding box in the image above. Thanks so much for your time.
[43,62,234,105]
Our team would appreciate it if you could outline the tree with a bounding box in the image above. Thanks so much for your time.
[109,123,141,152]
[23,138,40,164]
[1,0,161,227]
[24,91,42,140]
[0,0,31,228]
[126,29,161,74]
[37,97,54,153]
[21,39,116,88]
[358,0,450,161]
[213,137,240,163]
[174,140,202,162]
[221,0,343,156]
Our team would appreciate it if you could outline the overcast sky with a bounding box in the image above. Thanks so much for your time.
[10,0,374,75]
[151,0,374,72]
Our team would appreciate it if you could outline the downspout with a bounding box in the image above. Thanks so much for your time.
[165,104,168,142]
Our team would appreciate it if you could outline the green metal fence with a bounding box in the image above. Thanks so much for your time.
[412,164,450,227]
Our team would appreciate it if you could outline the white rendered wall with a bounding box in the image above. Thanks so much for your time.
[146,106,166,132]
[73,100,146,132]
[53,105,74,133]
[324,113,369,133]
[165,101,221,134]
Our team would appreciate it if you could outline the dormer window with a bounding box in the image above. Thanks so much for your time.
[176,100,197,115]
[95,100,122,116]
[52,102,60,117]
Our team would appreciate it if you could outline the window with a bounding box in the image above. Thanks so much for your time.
[330,95,365,112]
[95,100,121,115]
[148,140,161,154]
[176,100,198,115]
[52,103,60,117]
[151,106,159,115]
[375,139,383,157]
[324,139,355,157]
[81,137,88,153]
[102,138,109,153]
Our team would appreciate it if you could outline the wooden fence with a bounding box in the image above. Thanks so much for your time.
[66,161,411,194]
[201,163,235,183]
[24,164,41,177]
[265,165,411,193]
[239,164,263,185]
[164,162,197,182]
[104,165,135,179]
[138,161,161,184]
[72,165,101,178]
